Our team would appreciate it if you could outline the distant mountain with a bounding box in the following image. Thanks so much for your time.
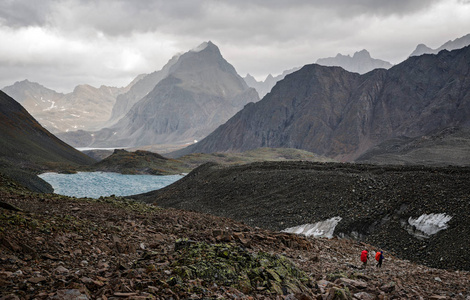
[171,45,470,162]
[244,67,300,98]
[316,49,393,74]
[0,91,95,191]
[59,41,259,148]
[2,80,132,133]
[107,54,181,125]
[410,33,470,57]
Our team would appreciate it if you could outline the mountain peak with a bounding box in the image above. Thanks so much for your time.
[191,41,218,53]
[353,49,371,59]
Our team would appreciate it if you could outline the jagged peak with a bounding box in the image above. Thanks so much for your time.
[353,49,371,58]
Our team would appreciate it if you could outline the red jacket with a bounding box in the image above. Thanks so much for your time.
[361,250,368,262]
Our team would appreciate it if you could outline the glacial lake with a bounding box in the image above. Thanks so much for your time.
[39,172,184,198]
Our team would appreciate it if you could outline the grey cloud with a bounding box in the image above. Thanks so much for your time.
[0,0,54,27]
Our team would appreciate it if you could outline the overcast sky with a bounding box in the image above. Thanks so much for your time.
[1,0,469,92]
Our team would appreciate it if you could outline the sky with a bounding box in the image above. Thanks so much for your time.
[1,0,470,93]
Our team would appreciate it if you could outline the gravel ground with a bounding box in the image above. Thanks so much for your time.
[132,161,470,271]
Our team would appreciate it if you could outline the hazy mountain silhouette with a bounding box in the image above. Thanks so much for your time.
[316,49,393,74]
[244,67,300,98]
[410,33,470,57]
[171,46,470,163]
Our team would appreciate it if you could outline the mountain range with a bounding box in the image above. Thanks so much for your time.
[1,80,132,133]
[171,45,470,161]
[58,41,259,148]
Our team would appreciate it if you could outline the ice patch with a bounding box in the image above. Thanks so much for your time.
[282,216,342,238]
[408,213,452,236]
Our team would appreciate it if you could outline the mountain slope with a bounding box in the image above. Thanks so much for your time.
[0,91,95,191]
[172,45,470,161]
[356,127,470,166]
[316,49,393,74]
[60,42,259,148]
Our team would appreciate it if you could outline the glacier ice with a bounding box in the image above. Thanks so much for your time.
[282,216,342,238]
[408,213,452,236]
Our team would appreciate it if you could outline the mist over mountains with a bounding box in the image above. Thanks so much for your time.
[172,45,470,161]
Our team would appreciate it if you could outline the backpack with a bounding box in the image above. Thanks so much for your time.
[361,250,368,262]
[375,252,381,261]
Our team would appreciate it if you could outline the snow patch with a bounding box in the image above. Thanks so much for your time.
[43,100,56,111]
[408,213,452,236]
[282,216,342,238]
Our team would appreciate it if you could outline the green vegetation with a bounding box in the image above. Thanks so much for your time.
[160,240,312,295]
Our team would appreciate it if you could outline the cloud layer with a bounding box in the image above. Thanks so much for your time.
[1,0,469,92]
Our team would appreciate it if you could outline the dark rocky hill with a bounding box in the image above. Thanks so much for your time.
[59,42,259,148]
[316,49,393,74]
[131,161,470,272]
[0,91,95,191]
[173,45,470,162]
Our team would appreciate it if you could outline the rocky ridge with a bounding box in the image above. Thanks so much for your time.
[1,174,469,299]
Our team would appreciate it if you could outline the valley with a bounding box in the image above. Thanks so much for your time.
[0,25,470,299]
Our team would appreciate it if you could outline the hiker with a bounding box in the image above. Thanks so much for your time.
[360,249,369,268]
[376,251,384,268]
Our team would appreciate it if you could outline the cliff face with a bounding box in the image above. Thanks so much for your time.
[174,46,470,161]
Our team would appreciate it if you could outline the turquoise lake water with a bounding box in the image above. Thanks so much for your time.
[39,172,184,198]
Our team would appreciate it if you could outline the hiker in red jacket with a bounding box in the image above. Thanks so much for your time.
[376,251,384,268]
[361,249,369,268]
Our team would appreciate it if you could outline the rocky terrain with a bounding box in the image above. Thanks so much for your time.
[1,173,470,299]
[316,50,392,74]
[172,45,470,162]
[132,161,470,273]
[356,127,470,166]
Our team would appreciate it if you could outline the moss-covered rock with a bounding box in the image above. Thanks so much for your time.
[170,240,313,295]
